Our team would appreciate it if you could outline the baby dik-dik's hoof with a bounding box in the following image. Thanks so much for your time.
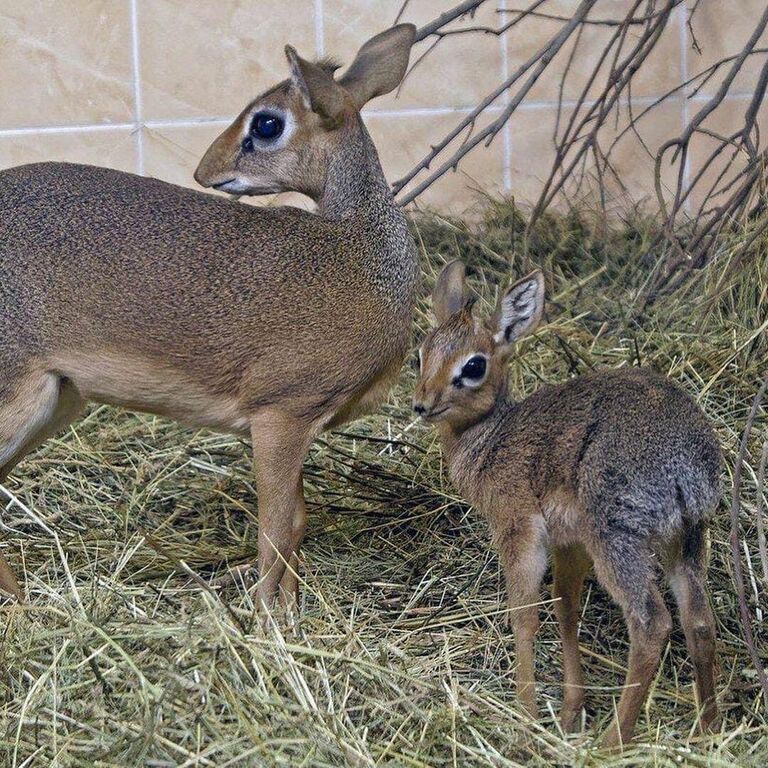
[211,561,301,621]
[210,561,259,592]
[0,553,24,603]
[698,699,721,734]
[559,702,584,735]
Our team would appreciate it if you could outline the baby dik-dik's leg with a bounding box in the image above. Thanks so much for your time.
[496,516,548,720]
[552,544,592,732]
[591,536,672,749]
[667,522,718,731]
[249,411,314,613]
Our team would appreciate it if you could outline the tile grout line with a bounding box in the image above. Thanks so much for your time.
[677,2,692,211]
[499,9,513,192]
[130,0,144,175]
[0,123,137,137]
[314,0,325,57]
[0,94,753,137]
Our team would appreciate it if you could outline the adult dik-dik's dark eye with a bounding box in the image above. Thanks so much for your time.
[250,112,284,141]
[460,355,487,381]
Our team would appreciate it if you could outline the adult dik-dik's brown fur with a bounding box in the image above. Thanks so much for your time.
[0,25,418,609]
[413,261,721,747]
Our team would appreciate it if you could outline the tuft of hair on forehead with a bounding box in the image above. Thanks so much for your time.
[316,57,342,76]
[426,305,477,352]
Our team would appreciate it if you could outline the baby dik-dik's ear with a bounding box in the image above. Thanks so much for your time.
[432,260,468,324]
[285,45,346,124]
[338,24,417,109]
[492,270,545,347]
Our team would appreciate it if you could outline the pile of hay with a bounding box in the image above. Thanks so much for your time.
[1,201,766,766]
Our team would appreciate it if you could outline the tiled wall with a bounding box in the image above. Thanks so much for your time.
[0,1,765,213]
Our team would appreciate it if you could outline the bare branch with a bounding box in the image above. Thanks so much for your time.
[414,0,489,42]
[395,0,768,302]
[396,0,599,205]
[730,374,768,711]
[756,441,768,586]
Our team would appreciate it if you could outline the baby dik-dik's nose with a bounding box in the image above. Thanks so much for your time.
[412,392,436,417]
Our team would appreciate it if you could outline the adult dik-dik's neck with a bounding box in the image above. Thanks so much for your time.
[317,116,397,222]
[316,115,417,300]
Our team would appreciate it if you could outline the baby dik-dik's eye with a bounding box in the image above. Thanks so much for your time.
[453,355,487,388]
[250,112,284,141]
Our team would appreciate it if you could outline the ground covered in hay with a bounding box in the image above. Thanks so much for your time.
[0,202,766,767]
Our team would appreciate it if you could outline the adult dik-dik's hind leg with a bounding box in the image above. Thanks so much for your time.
[589,534,672,748]
[667,521,718,731]
[552,544,592,732]
[0,373,83,599]
[250,411,315,612]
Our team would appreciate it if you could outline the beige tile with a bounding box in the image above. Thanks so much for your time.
[0,0,134,129]
[0,128,136,173]
[324,0,504,111]
[506,99,683,211]
[141,123,313,209]
[505,0,683,103]
[506,106,562,207]
[138,0,317,121]
[142,122,224,189]
[688,0,768,97]
[367,111,505,213]
[687,95,768,212]
[601,100,685,208]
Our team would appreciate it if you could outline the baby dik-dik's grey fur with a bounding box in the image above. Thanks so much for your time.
[0,25,418,609]
[413,261,721,747]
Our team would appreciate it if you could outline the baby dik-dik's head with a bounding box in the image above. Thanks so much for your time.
[194,24,416,199]
[413,261,545,431]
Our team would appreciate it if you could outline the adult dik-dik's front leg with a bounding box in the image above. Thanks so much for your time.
[250,411,315,611]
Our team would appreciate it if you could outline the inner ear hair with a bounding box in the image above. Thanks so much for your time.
[493,270,545,345]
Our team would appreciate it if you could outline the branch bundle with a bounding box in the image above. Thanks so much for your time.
[395,1,768,305]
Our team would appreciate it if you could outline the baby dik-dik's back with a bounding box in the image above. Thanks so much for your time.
[414,261,721,747]
[469,367,721,550]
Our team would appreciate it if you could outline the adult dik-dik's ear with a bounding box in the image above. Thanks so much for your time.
[432,260,468,324]
[286,45,347,124]
[492,270,545,347]
[339,24,417,109]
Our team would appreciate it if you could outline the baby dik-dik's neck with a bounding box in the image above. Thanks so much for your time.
[437,393,517,497]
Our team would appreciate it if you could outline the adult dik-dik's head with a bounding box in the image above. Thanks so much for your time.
[194,24,416,199]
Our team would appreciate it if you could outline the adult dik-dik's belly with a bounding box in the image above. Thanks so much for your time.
[52,351,253,435]
[325,355,405,430]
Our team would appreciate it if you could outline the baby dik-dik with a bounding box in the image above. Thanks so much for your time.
[0,25,418,609]
[413,262,721,747]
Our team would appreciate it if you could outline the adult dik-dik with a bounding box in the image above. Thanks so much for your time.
[0,25,418,609]
[413,262,721,746]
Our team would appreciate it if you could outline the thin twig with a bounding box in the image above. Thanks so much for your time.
[729,374,768,710]
[756,441,768,585]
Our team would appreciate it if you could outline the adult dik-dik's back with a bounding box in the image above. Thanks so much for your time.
[0,25,419,607]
